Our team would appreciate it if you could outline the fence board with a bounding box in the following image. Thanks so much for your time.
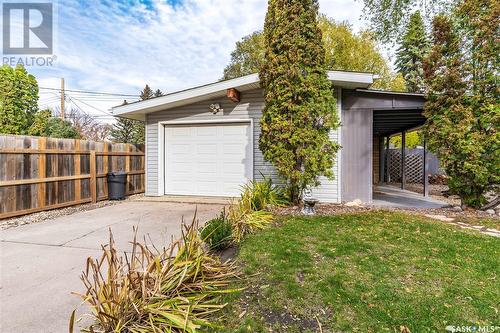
[0,134,145,219]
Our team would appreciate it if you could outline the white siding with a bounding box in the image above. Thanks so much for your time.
[145,88,341,203]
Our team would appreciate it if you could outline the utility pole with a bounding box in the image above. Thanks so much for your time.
[60,78,65,120]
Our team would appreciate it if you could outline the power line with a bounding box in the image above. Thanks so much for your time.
[38,97,60,104]
[67,99,116,122]
[69,96,114,116]
[39,86,139,97]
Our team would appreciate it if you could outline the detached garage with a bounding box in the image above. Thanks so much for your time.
[111,71,426,203]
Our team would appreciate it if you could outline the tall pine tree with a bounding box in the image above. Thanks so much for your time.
[395,11,429,93]
[259,0,340,203]
[140,85,154,100]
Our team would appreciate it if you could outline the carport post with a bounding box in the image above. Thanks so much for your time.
[423,138,429,197]
[401,131,406,190]
[380,136,386,183]
[386,137,391,183]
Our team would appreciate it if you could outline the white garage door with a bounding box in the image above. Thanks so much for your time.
[165,122,252,197]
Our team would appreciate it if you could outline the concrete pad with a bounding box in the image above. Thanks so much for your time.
[424,214,455,222]
[0,201,222,333]
[372,185,448,209]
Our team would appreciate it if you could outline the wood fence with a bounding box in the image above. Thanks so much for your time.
[0,134,145,219]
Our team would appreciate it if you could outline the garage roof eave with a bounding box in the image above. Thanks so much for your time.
[111,71,377,118]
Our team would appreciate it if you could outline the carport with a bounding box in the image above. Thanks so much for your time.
[341,89,429,203]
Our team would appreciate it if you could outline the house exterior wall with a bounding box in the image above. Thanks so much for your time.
[341,108,373,202]
[145,88,341,203]
[373,135,380,184]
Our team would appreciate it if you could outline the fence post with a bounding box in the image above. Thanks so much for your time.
[103,143,109,199]
[38,137,47,209]
[90,150,97,203]
[125,145,130,194]
[74,140,81,201]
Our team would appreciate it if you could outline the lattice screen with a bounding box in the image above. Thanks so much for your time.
[387,150,423,184]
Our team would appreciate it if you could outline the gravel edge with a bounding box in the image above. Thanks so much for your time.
[1,194,144,230]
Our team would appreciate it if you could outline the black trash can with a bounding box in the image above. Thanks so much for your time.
[107,172,127,200]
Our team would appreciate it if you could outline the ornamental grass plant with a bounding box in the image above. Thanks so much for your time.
[70,217,240,333]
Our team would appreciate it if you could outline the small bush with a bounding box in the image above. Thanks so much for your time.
[201,210,232,251]
[71,218,240,333]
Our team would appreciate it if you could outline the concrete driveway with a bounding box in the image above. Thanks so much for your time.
[0,201,222,333]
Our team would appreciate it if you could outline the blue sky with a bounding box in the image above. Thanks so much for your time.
[20,0,369,120]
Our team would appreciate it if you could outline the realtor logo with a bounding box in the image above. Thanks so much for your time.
[2,2,53,54]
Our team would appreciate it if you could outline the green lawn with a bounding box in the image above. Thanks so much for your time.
[213,211,500,333]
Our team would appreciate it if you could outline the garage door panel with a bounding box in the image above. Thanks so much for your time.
[223,125,247,136]
[222,143,247,154]
[197,144,217,154]
[165,123,252,197]
[195,162,217,173]
[170,127,191,136]
[222,182,242,193]
[170,180,195,191]
[170,143,190,154]
[196,126,217,136]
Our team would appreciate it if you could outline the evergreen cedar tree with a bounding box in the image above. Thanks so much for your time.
[423,2,499,208]
[395,11,429,93]
[259,0,339,203]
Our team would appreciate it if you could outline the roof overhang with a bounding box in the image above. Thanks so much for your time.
[112,71,379,121]
[342,89,427,137]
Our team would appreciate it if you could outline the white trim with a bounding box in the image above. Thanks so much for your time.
[144,118,150,195]
[157,121,165,196]
[158,119,254,197]
[337,88,342,203]
[159,119,253,125]
[112,71,377,118]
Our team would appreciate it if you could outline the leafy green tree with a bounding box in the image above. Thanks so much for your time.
[28,109,80,139]
[28,109,51,136]
[318,16,405,91]
[359,0,453,43]
[154,89,163,97]
[395,11,430,92]
[0,65,39,134]
[390,131,422,148]
[423,9,499,208]
[222,31,264,80]
[222,17,405,91]
[260,0,340,203]
[45,117,81,139]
